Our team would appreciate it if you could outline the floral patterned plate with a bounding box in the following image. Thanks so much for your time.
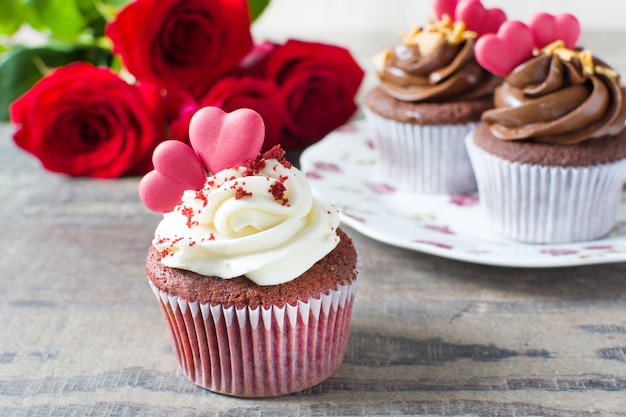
[300,119,626,268]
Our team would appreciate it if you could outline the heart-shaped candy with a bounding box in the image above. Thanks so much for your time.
[475,20,534,77]
[432,0,458,20]
[138,140,206,213]
[455,0,506,37]
[189,107,265,174]
[528,12,580,49]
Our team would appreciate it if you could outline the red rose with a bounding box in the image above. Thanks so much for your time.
[266,40,364,147]
[201,76,285,150]
[10,62,162,178]
[106,0,253,98]
[200,40,364,149]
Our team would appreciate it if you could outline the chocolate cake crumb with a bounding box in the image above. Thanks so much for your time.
[472,123,626,167]
[364,86,493,125]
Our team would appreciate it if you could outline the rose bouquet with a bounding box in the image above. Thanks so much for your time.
[1,0,364,178]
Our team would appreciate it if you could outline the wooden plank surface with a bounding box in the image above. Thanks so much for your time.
[2,32,626,417]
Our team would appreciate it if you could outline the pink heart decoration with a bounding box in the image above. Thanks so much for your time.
[189,107,265,174]
[138,140,206,213]
[432,0,458,19]
[475,20,535,77]
[455,0,506,37]
[527,12,580,49]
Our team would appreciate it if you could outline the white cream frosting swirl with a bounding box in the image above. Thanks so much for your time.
[153,153,340,286]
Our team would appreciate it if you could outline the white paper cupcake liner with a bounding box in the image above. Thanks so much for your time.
[148,274,359,397]
[466,133,626,243]
[364,107,478,194]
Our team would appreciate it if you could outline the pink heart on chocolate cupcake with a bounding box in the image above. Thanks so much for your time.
[432,0,458,19]
[432,0,505,37]
[527,12,580,49]
[475,20,534,77]
[139,140,207,213]
[455,0,506,37]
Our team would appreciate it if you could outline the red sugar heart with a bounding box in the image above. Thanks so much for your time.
[138,140,206,213]
[528,12,580,49]
[432,0,458,20]
[189,107,265,174]
[475,20,534,77]
[455,0,506,37]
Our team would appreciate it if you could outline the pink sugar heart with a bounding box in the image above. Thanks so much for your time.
[528,12,580,49]
[138,140,206,213]
[455,0,506,37]
[189,107,265,174]
[139,171,193,213]
[475,20,534,77]
[432,0,458,19]
[152,140,207,187]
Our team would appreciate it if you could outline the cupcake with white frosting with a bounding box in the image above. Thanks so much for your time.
[139,106,359,397]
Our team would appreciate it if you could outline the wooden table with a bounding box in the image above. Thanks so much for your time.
[2,32,626,416]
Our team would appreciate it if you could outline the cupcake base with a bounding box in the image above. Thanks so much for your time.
[364,107,477,194]
[149,275,358,397]
[466,133,626,244]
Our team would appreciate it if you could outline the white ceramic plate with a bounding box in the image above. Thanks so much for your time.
[300,119,626,268]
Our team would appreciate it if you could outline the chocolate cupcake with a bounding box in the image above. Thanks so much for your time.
[468,22,626,243]
[363,7,503,194]
[139,107,360,397]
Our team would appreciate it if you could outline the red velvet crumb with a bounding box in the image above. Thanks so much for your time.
[269,182,289,206]
[181,206,198,228]
[243,158,267,177]
[235,186,253,199]
[269,182,286,200]
[195,189,208,206]
[262,145,286,161]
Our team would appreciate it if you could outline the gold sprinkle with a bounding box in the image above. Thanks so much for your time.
[554,48,577,62]
[541,41,610,77]
[416,31,446,56]
[436,13,453,30]
[579,50,594,75]
[595,65,623,86]
[419,14,476,45]
[402,27,422,45]
[595,65,618,79]
[447,21,464,44]
[541,40,566,55]
[463,29,477,40]
[373,48,391,73]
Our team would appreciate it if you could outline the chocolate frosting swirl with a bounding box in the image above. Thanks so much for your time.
[482,52,626,144]
[379,37,500,102]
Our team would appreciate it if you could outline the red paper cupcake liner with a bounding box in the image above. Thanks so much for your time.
[148,276,359,397]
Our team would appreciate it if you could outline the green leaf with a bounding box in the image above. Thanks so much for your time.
[30,0,86,40]
[16,0,46,32]
[78,0,131,39]
[0,45,113,121]
[100,0,131,12]
[0,0,23,35]
[247,0,270,22]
